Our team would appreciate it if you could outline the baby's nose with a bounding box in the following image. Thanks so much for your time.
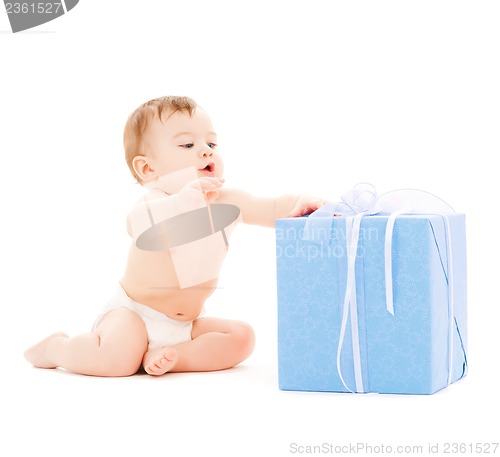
[200,146,213,157]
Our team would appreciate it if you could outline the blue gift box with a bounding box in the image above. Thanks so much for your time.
[276,214,468,394]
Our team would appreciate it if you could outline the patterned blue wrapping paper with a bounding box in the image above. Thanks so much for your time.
[276,214,467,394]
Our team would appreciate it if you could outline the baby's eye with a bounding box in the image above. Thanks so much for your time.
[180,143,194,149]
[207,143,217,149]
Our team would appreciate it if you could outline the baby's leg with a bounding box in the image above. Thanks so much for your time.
[143,317,254,374]
[24,308,148,377]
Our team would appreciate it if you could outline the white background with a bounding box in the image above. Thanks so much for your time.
[1,1,499,456]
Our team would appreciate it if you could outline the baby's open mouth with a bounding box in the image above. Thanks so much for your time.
[200,162,215,173]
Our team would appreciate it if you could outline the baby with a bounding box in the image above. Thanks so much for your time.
[24,96,325,377]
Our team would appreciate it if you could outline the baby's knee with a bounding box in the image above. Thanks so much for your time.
[95,308,148,376]
[107,354,143,377]
[231,321,255,359]
[100,336,145,376]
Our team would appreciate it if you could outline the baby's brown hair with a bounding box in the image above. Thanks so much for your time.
[123,95,198,182]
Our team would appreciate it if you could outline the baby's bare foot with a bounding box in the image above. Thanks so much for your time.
[142,347,178,376]
[24,332,68,369]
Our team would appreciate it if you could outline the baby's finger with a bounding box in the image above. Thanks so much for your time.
[211,177,225,187]
[287,198,326,217]
[205,189,219,202]
[198,177,224,192]
[287,204,305,218]
[313,199,327,211]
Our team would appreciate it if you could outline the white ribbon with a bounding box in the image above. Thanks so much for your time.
[384,208,412,315]
[337,213,367,393]
[443,215,455,386]
[304,183,457,393]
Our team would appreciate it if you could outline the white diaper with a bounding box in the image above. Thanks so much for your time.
[93,285,193,350]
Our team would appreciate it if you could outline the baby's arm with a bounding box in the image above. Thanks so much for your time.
[216,188,325,227]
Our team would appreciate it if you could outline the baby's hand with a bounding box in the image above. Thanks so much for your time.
[287,194,327,217]
[180,176,224,202]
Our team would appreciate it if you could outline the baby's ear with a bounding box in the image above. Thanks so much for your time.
[132,155,156,182]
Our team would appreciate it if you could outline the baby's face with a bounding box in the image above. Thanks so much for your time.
[144,108,224,181]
